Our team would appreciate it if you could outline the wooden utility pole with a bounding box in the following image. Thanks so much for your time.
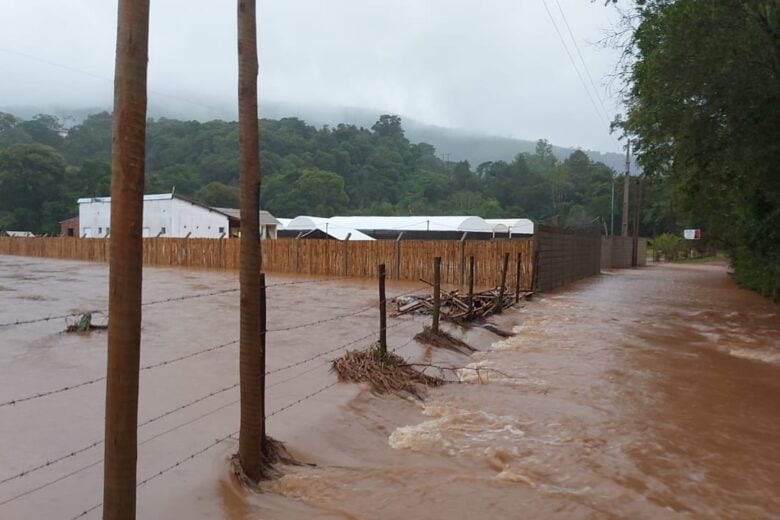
[378,264,387,355]
[621,139,631,237]
[432,257,441,335]
[237,0,265,482]
[632,175,643,267]
[102,1,149,518]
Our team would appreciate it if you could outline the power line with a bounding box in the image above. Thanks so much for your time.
[0,47,227,116]
[554,0,613,125]
[539,0,618,150]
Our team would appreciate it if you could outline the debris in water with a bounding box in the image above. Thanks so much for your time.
[65,312,108,333]
[395,287,532,323]
[414,326,475,353]
[331,344,443,399]
[231,436,305,485]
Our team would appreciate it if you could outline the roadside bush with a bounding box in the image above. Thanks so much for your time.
[654,233,683,261]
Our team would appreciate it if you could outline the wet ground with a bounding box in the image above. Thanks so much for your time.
[1,257,778,519]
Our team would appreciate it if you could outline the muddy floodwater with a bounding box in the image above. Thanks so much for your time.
[1,256,778,519]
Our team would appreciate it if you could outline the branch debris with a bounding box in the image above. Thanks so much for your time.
[331,345,443,399]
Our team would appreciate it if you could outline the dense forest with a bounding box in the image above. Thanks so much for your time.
[614,0,779,299]
[0,111,659,236]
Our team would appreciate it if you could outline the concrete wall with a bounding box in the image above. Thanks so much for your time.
[534,226,601,291]
[601,236,648,269]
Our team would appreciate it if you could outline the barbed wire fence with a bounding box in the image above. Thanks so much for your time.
[0,272,431,517]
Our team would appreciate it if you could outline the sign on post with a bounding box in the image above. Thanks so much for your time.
[683,229,701,240]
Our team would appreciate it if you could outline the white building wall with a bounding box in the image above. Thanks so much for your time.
[167,198,228,238]
[78,200,111,238]
[78,195,229,238]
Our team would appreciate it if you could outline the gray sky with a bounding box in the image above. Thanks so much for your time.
[0,0,624,153]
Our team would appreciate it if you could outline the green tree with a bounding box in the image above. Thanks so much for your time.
[194,181,240,208]
[0,144,67,232]
[263,168,349,216]
[618,0,780,298]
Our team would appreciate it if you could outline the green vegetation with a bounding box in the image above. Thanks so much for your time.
[0,111,640,236]
[653,233,684,261]
[616,0,780,300]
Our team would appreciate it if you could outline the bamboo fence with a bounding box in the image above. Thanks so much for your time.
[0,237,534,289]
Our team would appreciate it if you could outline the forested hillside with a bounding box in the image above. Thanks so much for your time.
[0,112,651,236]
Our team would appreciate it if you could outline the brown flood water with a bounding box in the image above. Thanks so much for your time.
[1,257,778,519]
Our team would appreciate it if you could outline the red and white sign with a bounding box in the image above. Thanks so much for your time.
[683,229,701,240]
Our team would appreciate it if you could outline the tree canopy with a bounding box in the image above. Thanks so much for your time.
[616,0,779,298]
[0,111,636,237]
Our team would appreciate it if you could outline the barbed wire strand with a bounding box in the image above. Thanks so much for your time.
[68,376,345,519]
[0,339,239,408]
[0,317,418,486]
[6,314,426,514]
[0,276,409,329]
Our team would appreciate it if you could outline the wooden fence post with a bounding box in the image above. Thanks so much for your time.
[459,233,467,287]
[515,252,522,303]
[294,235,300,273]
[395,232,404,280]
[259,270,266,408]
[497,252,509,314]
[532,250,540,294]
[468,255,475,312]
[432,256,441,335]
[342,233,351,276]
[378,264,387,355]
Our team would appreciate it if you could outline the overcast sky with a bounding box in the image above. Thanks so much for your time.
[0,0,625,153]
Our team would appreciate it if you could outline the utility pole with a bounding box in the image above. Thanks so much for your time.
[610,174,615,236]
[102,0,149,518]
[237,0,265,482]
[621,138,631,237]
[632,175,643,267]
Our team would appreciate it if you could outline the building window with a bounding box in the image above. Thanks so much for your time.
[219,227,225,234]
[106,227,110,236]
[160,227,166,235]
[67,228,74,237]
[98,227,102,234]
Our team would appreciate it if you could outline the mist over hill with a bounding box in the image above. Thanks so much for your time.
[2,100,631,173]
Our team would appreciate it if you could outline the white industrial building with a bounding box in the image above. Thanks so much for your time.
[77,193,279,239]
[283,216,375,241]
[280,215,510,240]
[485,218,535,236]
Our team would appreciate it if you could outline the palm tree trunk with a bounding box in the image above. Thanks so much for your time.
[237,0,265,482]
[103,0,149,518]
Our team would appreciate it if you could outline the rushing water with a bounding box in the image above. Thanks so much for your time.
[0,257,778,519]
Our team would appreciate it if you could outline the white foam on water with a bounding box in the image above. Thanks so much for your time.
[727,347,780,365]
[388,403,528,457]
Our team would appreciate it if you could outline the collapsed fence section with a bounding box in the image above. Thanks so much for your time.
[0,237,534,290]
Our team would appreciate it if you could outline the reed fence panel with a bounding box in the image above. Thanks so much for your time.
[0,236,535,289]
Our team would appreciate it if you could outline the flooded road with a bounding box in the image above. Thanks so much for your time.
[1,257,778,519]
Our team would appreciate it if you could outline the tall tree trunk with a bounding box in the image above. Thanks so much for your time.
[237,0,265,482]
[103,0,149,518]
